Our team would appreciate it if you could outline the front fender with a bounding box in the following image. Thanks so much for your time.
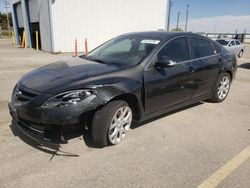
[97,82,141,102]
[91,78,144,121]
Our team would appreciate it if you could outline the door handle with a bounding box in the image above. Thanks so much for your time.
[218,58,223,63]
[188,66,194,73]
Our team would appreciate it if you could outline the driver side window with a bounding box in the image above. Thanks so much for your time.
[158,37,190,63]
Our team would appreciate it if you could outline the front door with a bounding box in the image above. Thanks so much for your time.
[144,37,195,114]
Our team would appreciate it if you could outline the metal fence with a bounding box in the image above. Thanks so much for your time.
[197,32,250,44]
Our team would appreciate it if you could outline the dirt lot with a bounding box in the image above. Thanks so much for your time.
[0,39,250,188]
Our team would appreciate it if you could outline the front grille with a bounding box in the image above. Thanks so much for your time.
[15,88,37,102]
[19,118,47,134]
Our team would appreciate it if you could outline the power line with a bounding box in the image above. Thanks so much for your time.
[176,11,180,29]
[167,0,173,31]
[165,0,173,31]
[4,0,11,37]
[185,4,189,32]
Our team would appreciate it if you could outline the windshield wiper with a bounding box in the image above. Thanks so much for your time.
[84,56,124,66]
[87,57,107,64]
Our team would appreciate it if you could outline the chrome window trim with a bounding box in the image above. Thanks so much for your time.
[144,35,220,71]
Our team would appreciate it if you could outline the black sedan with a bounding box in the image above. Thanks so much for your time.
[9,32,237,147]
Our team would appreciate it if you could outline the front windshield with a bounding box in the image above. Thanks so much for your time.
[83,36,161,66]
[216,39,229,46]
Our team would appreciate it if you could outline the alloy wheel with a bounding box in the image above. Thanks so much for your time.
[217,75,230,100]
[108,105,132,145]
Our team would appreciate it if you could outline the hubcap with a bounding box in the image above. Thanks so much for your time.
[108,105,132,145]
[217,75,230,100]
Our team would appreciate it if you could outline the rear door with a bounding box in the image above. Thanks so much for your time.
[144,37,195,114]
[188,37,221,99]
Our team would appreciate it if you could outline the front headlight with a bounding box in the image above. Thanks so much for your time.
[42,90,93,108]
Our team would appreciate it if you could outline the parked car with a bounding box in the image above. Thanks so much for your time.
[216,39,245,58]
[9,32,237,147]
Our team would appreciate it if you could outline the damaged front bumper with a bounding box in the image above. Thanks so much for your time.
[9,102,60,146]
[16,119,58,147]
[8,85,106,144]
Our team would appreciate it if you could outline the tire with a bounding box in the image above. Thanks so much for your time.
[210,72,231,103]
[92,100,133,147]
[238,50,243,58]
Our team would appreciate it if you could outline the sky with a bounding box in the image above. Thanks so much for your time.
[0,0,10,14]
[0,0,250,33]
[169,0,250,33]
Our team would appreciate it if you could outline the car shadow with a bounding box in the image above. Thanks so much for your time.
[9,121,80,160]
[238,63,250,69]
[9,102,204,151]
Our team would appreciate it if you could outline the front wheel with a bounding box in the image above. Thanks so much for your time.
[210,72,231,103]
[92,100,133,147]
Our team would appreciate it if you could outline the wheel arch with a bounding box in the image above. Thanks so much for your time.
[224,70,233,80]
[109,93,142,122]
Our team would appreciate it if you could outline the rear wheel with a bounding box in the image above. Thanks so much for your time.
[92,100,132,147]
[210,72,231,103]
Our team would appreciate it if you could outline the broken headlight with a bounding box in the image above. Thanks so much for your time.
[42,90,93,108]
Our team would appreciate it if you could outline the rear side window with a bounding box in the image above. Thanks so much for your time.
[189,37,214,59]
[158,37,190,63]
[235,40,241,45]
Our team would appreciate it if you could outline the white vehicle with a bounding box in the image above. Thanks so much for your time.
[216,39,245,58]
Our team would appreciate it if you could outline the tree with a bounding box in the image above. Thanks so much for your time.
[171,27,183,32]
[0,12,13,30]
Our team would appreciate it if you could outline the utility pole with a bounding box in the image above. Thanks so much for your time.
[176,11,180,29]
[185,4,189,32]
[4,0,11,38]
[165,0,173,31]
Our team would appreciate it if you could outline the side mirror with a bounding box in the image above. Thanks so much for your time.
[155,58,176,68]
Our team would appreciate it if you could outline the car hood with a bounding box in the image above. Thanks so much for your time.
[20,57,122,93]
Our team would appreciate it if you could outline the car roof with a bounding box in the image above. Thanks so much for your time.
[121,31,206,39]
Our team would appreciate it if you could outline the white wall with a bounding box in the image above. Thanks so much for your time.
[37,0,54,52]
[51,0,167,52]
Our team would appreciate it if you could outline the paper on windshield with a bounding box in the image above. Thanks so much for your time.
[141,40,160,45]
